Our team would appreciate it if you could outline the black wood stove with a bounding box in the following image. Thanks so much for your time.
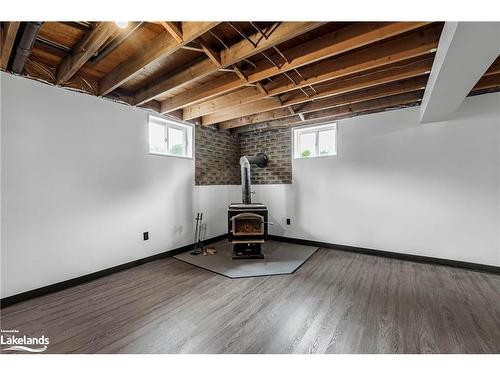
[228,153,269,259]
[228,203,268,259]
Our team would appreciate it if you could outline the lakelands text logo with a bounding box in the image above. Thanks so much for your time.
[1,329,49,353]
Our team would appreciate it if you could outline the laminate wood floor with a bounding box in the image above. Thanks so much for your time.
[1,246,499,353]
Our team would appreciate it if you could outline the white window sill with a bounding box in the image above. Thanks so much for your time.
[294,154,337,160]
[148,152,193,160]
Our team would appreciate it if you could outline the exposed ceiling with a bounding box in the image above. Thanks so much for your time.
[1,21,499,131]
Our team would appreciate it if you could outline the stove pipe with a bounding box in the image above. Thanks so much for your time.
[240,153,268,204]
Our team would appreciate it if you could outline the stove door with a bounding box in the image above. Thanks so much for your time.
[231,213,264,236]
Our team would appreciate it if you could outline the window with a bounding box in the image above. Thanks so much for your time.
[148,115,193,158]
[293,123,337,159]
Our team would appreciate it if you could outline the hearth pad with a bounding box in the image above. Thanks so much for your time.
[173,239,318,278]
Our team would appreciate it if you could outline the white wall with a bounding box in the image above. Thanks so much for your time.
[254,93,500,267]
[2,73,499,298]
[0,73,233,298]
[193,185,239,239]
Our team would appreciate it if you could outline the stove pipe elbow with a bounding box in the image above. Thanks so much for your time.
[240,153,268,204]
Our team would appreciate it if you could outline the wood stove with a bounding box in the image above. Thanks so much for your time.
[228,203,268,259]
[228,153,269,259]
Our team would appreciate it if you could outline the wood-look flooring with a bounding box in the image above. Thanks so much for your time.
[1,246,499,353]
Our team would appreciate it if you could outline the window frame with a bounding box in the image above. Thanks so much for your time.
[293,122,337,159]
[148,115,193,159]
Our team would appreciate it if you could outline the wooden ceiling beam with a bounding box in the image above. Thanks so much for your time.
[202,95,284,125]
[296,75,428,113]
[219,22,326,67]
[471,72,500,91]
[160,22,183,43]
[1,22,21,70]
[233,64,248,82]
[56,22,118,85]
[306,91,423,122]
[160,73,247,113]
[220,107,295,129]
[282,57,433,104]
[483,57,500,76]
[238,91,423,130]
[181,24,440,119]
[246,22,432,84]
[265,25,441,96]
[204,57,433,125]
[134,22,324,106]
[199,38,222,67]
[204,97,284,126]
[183,85,263,120]
[99,21,220,96]
[219,76,428,129]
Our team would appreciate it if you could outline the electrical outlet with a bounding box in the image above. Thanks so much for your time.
[143,232,149,241]
[286,218,291,225]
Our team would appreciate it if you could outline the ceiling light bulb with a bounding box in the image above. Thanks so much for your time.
[115,21,128,29]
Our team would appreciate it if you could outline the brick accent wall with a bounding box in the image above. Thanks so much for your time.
[195,125,240,185]
[239,127,292,184]
[195,125,292,185]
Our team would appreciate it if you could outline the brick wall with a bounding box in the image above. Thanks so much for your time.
[195,125,292,185]
[239,127,292,184]
[195,125,240,185]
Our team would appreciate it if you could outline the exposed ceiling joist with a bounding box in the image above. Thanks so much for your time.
[307,91,423,121]
[99,21,220,96]
[220,22,326,67]
[246,22,431,83]
[219,75,428,129]
[266,24,441,96]
[471,72,500,91]
[202,56,434,125]
[199,38,222,67]
[133,22,324,106]
[240,91,423,131]
[160,22,183,43]
[281,58,432,104]
[56,22,118,85]
[1,22,21,70]
[159,73,246,113]
[204,96,284,125]
[483,57,500,76]
[221,107,295,128]
[183,85,265,120]
[13,21,493,134]
[233,65,248,82]
[180,24,440,118]
[297,76,428,113]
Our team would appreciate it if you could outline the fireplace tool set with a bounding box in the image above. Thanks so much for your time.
[190,212,205,255]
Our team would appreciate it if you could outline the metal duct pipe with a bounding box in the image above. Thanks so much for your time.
[240,153,268,204]
[12,22,43,73]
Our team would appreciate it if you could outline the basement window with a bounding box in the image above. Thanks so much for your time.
[293,123,337,159]
[148,115,193,158]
